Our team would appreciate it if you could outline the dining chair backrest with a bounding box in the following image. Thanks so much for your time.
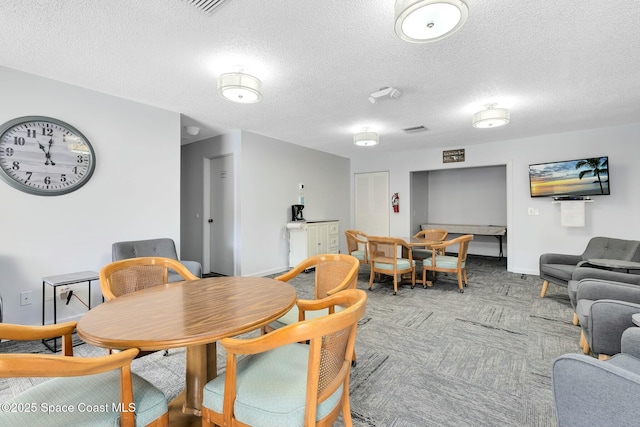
[414,228,448,242]
[201,289,368,427]
[0,322,169,427]
[345,229,369,264]
[100,256,198,300]
[275,253,360,299]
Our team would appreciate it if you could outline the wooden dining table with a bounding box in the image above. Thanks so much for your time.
[76,276,296,418]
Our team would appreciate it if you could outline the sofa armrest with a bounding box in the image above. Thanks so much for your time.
[572,267,640,284]
[552,353,640,427]
[622,327,640,359]
[540,253,582,266]
[180,260,202,278]
[576,279,640,303]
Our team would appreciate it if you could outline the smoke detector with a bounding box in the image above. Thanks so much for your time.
[368,87,402,104]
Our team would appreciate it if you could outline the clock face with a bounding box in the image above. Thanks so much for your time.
[0,116,96,196]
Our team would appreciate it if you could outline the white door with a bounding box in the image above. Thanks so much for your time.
[355,171,389,236]
[209,155,234,275]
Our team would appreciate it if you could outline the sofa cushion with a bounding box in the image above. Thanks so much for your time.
[350,250,366,261]
[541,263,576,282]
[582,237,640,262]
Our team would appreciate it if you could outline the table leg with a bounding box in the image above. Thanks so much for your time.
[183,342,217,416]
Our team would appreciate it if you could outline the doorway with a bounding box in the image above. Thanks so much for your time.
[209,155,234,276]
[354,171,390,236]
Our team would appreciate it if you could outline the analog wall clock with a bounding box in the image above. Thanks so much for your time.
[0,116,96,196]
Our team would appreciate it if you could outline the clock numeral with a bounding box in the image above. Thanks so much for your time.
[41,128,53,137]
[25,171,32,182]
[72,166,78,174]
[77,155,84,164]
[44,176,51,185]
[11,161,20,170]
[5,147,13,156]
[26,129,37,138]
[60,174,66,182]
[13,136,25,146]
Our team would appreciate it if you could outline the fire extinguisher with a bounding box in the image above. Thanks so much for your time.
[392,193,400,213]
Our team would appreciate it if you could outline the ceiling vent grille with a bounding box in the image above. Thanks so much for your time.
[402,125,429,134]
[182,0,229,14]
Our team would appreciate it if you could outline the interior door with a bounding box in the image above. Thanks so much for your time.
[209,155,234,275]
[355,171,389,236]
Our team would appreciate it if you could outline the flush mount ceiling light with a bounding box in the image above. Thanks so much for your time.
[185,126,200,136]
[472,103,510,128]
[353,131,380,147]
[217,72,262,104]
[394,0,469,43]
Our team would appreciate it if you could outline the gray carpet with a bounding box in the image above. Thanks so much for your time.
[0,256,580,426]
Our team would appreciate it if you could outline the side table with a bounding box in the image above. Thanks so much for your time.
[42,271,99,352]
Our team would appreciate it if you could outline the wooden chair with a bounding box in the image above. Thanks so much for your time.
[345,229,369,264]
[100,256,198,356]
[263,254,359,331]
[0,322,168,427]
[367,236,416,295]
[100,256,198,300]
[422,234,474,293]
[412,229,449,259]
[201,289,367,427]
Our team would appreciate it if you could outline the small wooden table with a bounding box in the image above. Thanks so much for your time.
[588,259,640,273]
[77,276,296,417]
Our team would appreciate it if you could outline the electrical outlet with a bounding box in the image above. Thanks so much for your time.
[20,291,32,306]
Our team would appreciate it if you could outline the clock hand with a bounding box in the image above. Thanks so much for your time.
[37,142,52,165]
[45,138,55,166]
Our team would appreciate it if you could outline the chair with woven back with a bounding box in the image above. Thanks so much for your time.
[422,234,474,293]
[263,253,359,346]
[345,229,369,265]
[0,321,169,427]
[100,256,198,356]
[100,256,198,300]
[411,228,449,260]
[201,288,368,427]
[367,236,416,295]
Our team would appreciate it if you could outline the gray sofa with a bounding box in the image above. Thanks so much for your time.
[112,238,202,283]
[539,236,640,297]
[552,328,640,427]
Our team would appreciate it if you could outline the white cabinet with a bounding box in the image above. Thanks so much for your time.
[286,220,340,267]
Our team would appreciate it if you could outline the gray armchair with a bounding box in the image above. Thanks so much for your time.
[112,238,202,282]
[567,267,640,324]
[552,329,640,427]
[575,279,640,357]
[539,236,640,297]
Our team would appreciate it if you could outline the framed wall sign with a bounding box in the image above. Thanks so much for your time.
[443,149,465,163]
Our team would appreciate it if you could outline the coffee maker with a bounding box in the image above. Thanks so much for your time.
[291,204,305,222]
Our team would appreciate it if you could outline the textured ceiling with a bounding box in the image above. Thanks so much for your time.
[1,1,639,158]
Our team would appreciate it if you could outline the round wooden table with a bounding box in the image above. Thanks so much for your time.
[77,276,296,416]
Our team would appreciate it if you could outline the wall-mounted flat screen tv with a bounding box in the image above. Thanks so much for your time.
[529,156,610,198]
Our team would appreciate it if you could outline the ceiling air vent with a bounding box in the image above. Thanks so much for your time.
[182,0,229,14]
[402,125,429,134]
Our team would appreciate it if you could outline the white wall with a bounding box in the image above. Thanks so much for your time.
[351,124,640,275]
[181,130,350,277]
[0,66,182,325]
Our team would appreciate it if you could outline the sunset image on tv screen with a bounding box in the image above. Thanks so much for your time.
[529,156,609,197]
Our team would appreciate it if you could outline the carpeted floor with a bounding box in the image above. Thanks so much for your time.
[0,256,580,426]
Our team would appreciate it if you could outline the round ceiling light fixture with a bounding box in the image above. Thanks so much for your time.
[394,0,469,43]
[217,72,262,104]
[353,131,380,147]
[472,103,510,128]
